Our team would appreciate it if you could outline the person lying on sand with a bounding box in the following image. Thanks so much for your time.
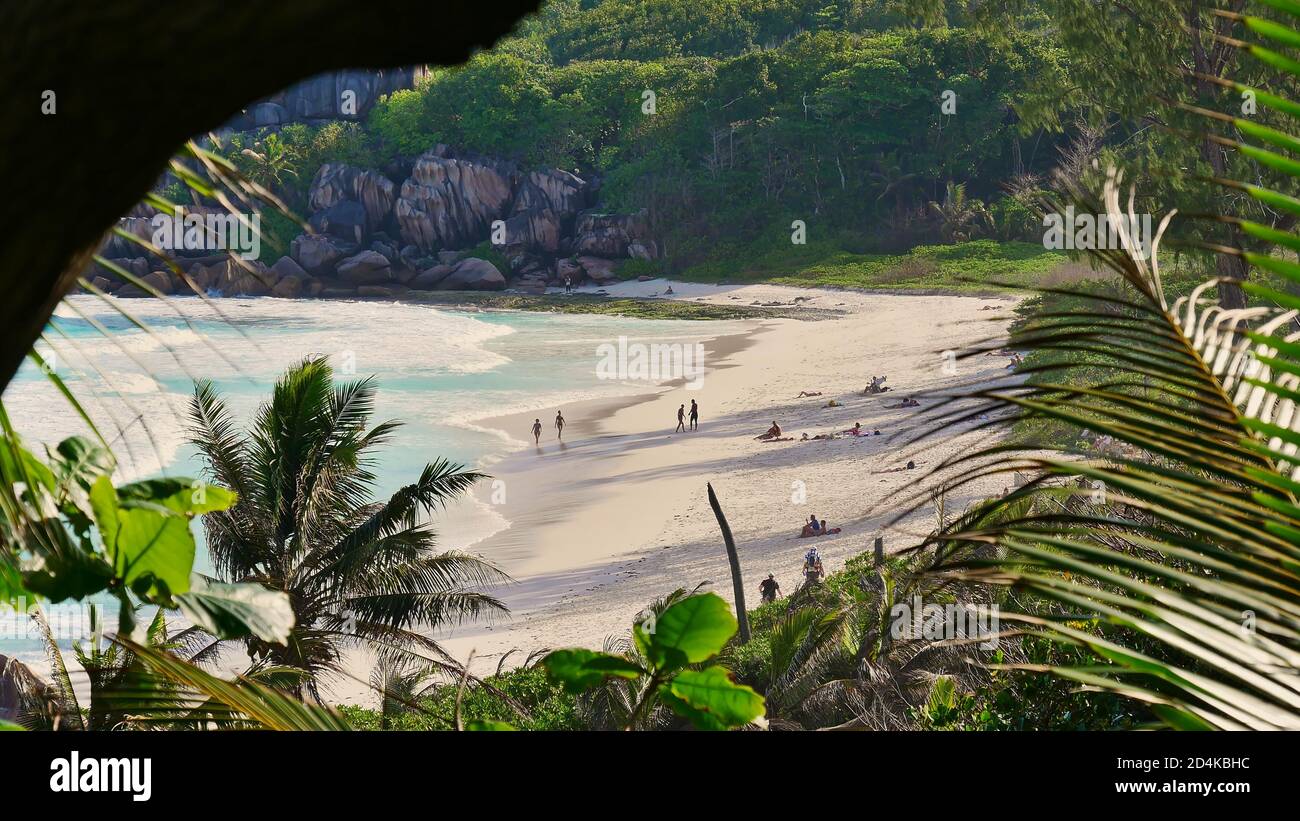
[756,421,782,440]
[801,432,836,441]
[886,396,920,409]
[818,518,842,535]
[824,399,841,408]
[843,422,866,436]
[871,460,919,474]
[797,391,823,397]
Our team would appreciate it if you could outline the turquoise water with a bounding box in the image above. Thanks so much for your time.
[1,295,743,664]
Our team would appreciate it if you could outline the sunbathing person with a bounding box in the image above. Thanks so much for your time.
[818,519,842,535]
[886,396,921,409]
[865,376,891,394]
[755,421,783,440]
[871,459,920,474]
[842,422,865,436]
[797,390,823,397]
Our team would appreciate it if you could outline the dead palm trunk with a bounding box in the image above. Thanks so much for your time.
[706,482,750,644]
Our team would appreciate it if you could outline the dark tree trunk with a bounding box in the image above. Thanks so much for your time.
[1188,0,1250,309]
[706,482,750,644]
[0,0,539,393]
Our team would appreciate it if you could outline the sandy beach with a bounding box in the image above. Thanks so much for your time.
[344,281,1024,694]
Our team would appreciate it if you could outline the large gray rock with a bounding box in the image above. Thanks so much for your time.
[308,163,357,212]
[555,257,583,283]
[395,153,513,252]
[358,284,411,299]
[310,200,368,244]
[241,68,424,126]
[143,270,174,295]
[511,168,588,220]
[410,264,452,290]
[251,102,288,127]
[101,216,154,258]
[336,250,392,286]
[291,234,355,276]
[579,255,619,284]
[436,257,507,291]
[308,164,396,231]
[271,255,308,282]
[272,274,305,298]
[573,211,654,259]
[502,208,561,255]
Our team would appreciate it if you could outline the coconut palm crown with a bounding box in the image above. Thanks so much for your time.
[187,356,508,697]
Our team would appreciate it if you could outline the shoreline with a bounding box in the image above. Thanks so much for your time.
[404,283,1024,688]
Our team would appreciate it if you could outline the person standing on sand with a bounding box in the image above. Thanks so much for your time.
[555,410,566,439]
[564,275,572,295]
[759,574,780,604]
[676,404,686,432]
[689,399,699,430]
[532,418,542,445]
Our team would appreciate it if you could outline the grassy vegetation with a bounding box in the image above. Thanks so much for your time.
[675,239,1078,293]
[391,292,829,320]
[338,666,582,731]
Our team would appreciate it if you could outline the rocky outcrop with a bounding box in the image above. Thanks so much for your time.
[395,152,514,252]
[87,145,659,299]
[309,200,368,244]
[226,68,428,129]
[308,164,395,232]
[502,208,562,255]
[336,250,392,286]
[573,212,658,260]
[291,234,354,275]
[410,264,452,290]
[436,258,507,290]
[577,255,619,284]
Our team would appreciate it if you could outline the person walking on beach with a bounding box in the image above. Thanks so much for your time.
[676,404,686,432]
[689,399,699,431]
[532,418,542,445]
[555,410,566,439]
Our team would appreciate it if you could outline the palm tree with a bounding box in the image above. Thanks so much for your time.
[926,181,993,243]
[239,133,300,193]
[907,150,1300,728]
[187,357,509,699]
[897,4,1300,728]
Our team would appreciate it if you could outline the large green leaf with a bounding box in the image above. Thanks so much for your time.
[175,575,295,644]
[644,593,737,670]
[90,475,195,599]
[663,666,765,729]
[542,648,644,694]
[117,478,236,516]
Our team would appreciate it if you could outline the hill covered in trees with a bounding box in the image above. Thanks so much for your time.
[219,0,1070,280]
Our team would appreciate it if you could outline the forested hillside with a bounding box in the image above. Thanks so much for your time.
[223,0,1070,274]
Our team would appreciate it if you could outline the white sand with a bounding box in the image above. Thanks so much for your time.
[386,281,1026,692]
[13,281,1024,709]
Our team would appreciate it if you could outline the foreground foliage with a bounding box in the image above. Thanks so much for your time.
[187,357,510,698]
